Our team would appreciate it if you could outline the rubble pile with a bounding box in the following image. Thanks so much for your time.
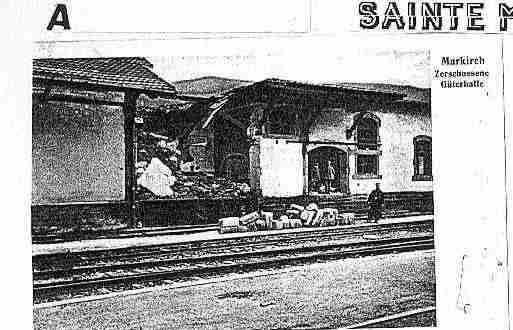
[218,203,356,234]
[136,168,252,200]
[135,132,251,200]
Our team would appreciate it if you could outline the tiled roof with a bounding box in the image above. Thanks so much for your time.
[255,79,430,104]
[172,76,253,98]
[252,78,407,101]
[333,82,430,104]
[33,57,176,95]
[179,77,429,104]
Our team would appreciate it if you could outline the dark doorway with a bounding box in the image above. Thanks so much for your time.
[221,153,249,182]
[308,147,349,194]
[213,118,249,181]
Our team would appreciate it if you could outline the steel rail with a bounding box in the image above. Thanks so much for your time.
[33,225,432,272]
[34,236,434,297]
[33,220,433,266]
[34,234,433,279]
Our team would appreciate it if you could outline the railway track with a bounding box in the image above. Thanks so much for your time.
[33,234,434,304]
[33,219,433,270]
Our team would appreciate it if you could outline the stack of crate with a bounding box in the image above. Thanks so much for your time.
[218,203,357,234]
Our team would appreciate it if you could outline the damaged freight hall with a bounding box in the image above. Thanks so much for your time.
[189,78,434,222]
[31,58,433,238]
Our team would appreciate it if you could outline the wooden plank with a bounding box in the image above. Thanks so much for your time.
[124,91,139,227]
[299,107,311,196]
[286,140,381,148]
[33,77,176,98]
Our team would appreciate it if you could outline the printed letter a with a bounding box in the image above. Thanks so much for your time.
[47,4,70,30]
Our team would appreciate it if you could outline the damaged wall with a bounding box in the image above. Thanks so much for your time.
[32,102,125,204]
[248,139,261,192]
[187,129,215,172]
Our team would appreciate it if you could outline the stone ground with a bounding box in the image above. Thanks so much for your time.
[34,250,435,329]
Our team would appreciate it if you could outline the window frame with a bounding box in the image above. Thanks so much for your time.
[351,112,382,179]
[412,135,433,181]
[353,150,382,180]
[354,112,381,150]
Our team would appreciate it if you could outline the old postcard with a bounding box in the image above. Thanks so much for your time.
[2,1,513,329]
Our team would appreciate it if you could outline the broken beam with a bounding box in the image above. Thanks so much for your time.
[285,140,381,147]
[220,113,247,131]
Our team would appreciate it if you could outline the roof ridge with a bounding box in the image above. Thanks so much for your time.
[335,81,429,91]
[33,57,154,69]
[172,75,254,84]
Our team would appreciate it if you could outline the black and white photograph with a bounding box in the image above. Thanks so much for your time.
[31,47,436,329]
[4,1,513,329]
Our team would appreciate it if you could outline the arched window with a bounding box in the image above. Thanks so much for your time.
[413,135,432,181]
[356,117,379,148]
[350,112,382,179]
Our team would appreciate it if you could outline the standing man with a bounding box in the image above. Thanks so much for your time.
[311,162,321,192]
[368,183,384,222]
[326,160,335,193]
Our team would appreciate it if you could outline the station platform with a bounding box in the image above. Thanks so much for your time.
[32,214,433,256]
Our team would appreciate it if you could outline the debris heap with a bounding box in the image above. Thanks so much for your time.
[135,132,251,200]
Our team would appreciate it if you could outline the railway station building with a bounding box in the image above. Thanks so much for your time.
[32,61,433,235]
[189,78,433,204]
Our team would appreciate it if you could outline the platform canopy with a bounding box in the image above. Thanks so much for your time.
[33,57,177,97]
[32,57,182,227]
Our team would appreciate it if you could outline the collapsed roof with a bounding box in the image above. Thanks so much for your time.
[190,77,431,130]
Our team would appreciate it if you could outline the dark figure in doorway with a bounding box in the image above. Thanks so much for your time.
[368,183,384,222]
[312,163,321,192]
[326,160,335,193]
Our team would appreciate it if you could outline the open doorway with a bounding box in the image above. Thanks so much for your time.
[308,147,349,194]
